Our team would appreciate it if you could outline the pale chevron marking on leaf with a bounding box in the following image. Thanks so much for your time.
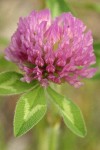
[0,86,17,92]
[47,86,87,137]
[0,75,18,86]
[24,98,46,121]
[0,74,18,92]
[0,76,18,92]
[62,98,74,124]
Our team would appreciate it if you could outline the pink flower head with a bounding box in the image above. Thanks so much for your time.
[5,9,96,87]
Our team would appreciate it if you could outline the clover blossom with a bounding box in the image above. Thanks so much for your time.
[5,9,96,87]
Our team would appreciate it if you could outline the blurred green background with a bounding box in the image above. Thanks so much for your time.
[0,0,100,150]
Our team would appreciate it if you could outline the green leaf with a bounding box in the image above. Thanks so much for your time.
[14,86,47,137]
[93,42,100,57]
[46,0,73,18]
[92,72,100,80]
[94,42,100,56]
[94,42,100,50]
[93,42,100,67]
[0,56,17,71]
[0,71,37,95]
[47,86,87,137]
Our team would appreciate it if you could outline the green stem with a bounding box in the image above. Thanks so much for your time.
[48,123,60,150]
[36,120,60,150]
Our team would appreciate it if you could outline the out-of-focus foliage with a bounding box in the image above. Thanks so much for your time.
[92,72,100,80]
[46,0,73,17]
[70,2,100,13]
[92,42,100,79]
[94,42,100,58]
[0,123,6,150]
[84,3,100,13]
[0,37,8,47]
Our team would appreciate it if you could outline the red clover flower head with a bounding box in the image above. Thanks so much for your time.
[5,9,96,87]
